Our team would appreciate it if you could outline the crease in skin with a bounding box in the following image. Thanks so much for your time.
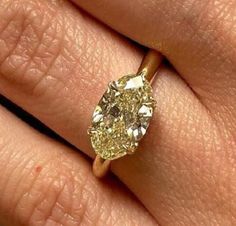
[25,169,77,226]
[0,104,157,226]
[0,2,67,98]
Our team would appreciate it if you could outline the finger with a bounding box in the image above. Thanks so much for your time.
[72,0,236,126]
[0,0,143,157]
[0,1,232,226]
[0,102,156,226]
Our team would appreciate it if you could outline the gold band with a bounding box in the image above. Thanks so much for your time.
[92,49,162,178]
[138,49,163,82]
[93,155,111,178]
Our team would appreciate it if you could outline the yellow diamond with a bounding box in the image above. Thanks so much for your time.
[88,73,155,160]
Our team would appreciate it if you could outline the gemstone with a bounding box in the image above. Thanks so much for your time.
[88,73,156,160]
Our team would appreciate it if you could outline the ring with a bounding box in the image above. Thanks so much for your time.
[88,50,162,178]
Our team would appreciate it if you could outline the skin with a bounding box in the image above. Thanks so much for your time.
[0,0,236,225]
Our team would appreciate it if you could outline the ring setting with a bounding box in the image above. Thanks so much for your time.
[88,50,162,177]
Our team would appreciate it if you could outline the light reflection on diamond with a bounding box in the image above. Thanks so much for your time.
[89,73,155,160]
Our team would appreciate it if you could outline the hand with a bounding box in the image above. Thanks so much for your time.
[0,0,235,225]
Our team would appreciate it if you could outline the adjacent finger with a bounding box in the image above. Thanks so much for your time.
[73,0,236,129]
[0,102,157,226]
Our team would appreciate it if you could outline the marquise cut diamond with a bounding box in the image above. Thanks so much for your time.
[88,73,155,160]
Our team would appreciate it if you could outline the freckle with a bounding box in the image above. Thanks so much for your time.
[35,166,42,173]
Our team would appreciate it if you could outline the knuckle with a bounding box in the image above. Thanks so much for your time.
[0,0,67,97]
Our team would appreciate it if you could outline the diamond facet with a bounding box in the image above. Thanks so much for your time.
[89,73,155,160]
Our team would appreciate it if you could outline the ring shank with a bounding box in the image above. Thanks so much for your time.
[138,49,163,82]
[93,155,111,178]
